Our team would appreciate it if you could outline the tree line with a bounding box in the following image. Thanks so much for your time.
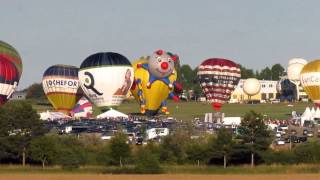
[1,101,320,173]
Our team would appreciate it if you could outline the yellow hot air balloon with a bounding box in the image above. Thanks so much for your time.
[131,50,181,116]
[300,60,320,106]
[42,65,81,114]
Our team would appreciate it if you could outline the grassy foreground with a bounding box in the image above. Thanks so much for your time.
[117,101,313,120]
[0,164,319,174]
[34,101,314,120]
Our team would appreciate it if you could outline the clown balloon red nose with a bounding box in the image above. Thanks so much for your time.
[161,62,169,70]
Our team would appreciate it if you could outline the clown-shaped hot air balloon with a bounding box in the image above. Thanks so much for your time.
[42,65,81,114]
[79,52,134,110]
[131,50,182,116]
[0,41,23,105]
[197,58,241,111]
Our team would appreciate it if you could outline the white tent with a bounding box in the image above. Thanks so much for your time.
[301,107,313,126]
[311,107,316,116]
[39,111,71,121]
[96,108,128,119]
[315,108,320,118]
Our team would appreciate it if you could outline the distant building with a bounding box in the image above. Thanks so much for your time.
[10,91,27,100]
[230,79,279,102]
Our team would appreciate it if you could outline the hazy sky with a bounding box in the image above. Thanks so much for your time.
[1,0,320,89]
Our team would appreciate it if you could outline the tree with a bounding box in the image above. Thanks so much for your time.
[258,67,272,80]
[0,100,45,165]
[180,64,196,90]
[237,111,272,167]
[209,128,234,168]
[134,147,162,174]
[29,136,58,168]
[240,65,255,79]
[24,83,46,100]
[271,64,285,80]
[109,133,131,166]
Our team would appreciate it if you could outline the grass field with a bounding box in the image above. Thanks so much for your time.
[34,101,315,120]
[0,174,320,180]
[117,101,314,120]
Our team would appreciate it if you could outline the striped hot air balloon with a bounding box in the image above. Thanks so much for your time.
[0,41,23,76]
[42,65,81,114]
[197,58,241,111]
[0,41,22,105]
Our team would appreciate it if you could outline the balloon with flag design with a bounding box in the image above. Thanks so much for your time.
[42,65,81,114]
[197,58,241,111]
[70,97,93,118]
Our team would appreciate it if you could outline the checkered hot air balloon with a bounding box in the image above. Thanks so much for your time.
[197,58,241,111]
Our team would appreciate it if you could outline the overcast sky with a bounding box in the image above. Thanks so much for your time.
[1,0,320,89]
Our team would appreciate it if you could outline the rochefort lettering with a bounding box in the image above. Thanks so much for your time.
[46,79,78,87]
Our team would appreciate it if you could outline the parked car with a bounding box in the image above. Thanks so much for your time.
[271,99,280,104]
[276,138,286,145]
[303,129,308,135]
[307,131,314,137]
[298,136,308,142]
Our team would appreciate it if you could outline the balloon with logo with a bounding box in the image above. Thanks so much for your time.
[42,65,81,114]
[79,52,134,110]
[131,50,182,116]
[0,41,23,105]
[197,58,241,111]
[300,60,320,107]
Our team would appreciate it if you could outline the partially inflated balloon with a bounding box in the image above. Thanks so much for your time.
[42,65,81,114]
[300,60,320,106]
[197,58,241,111]
[79,52,134,109]
[0,41,23,76]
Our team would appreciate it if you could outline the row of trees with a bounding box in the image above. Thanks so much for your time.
[2,101,320,172]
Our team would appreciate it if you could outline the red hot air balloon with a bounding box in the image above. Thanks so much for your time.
[197,58,241,111]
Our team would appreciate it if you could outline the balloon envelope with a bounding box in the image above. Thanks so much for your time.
[0,41,23,77]
[287,58,307,82]
[130,57,177,115]
[243,78,261,96]
[79,52,133,109]
[0,58,20,105]
[42,65,80,114]
[197,58,241,111]
[300,60,320,105]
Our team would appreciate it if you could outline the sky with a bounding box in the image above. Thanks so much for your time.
[1,0,320,89]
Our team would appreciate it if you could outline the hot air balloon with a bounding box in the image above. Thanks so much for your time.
[197,58,241,111]
[42,65,81,114]
[287,58,307,101]
[70,97,93,118]
[79,52,134,110]
[0,41,23,76]
[243,78,261,97]
[300,60,320,107]
[0,41,22,105]
[130,50,182,116]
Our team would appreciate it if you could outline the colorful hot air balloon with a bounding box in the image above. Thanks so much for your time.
[0,41,23,76]
[79,52,134,110]
[300,60,320,106]
[130,50,182,116]
[0,41,22,105]
[197,58,241,111]
[70,97,93,118]
[42,65,81,114]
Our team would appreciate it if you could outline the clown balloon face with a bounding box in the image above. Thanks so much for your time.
[148,50,176,78]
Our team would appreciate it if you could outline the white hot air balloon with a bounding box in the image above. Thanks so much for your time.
[243,78,261,96]
[287,58,307,101]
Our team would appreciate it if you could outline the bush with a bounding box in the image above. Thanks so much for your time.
[134,148,163,174]
[261,150,297,165]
